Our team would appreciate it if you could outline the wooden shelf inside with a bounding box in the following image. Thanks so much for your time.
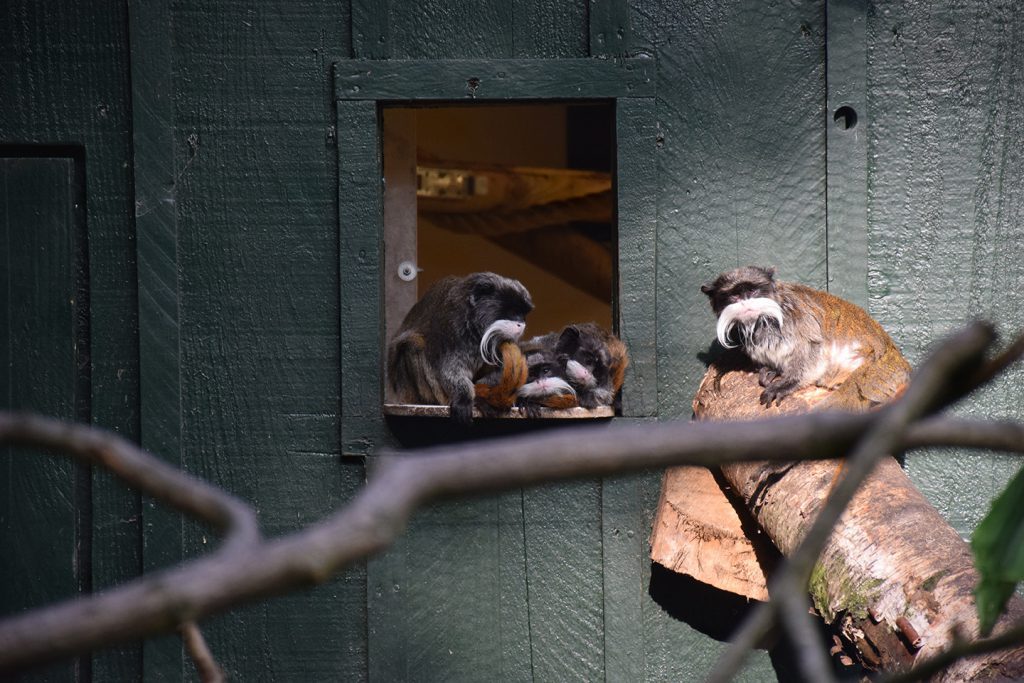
[382,403,614,419]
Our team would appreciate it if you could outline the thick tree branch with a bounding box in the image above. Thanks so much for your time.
[0,323,1020,675]
[707,322,998,682]
[0,413,260,550]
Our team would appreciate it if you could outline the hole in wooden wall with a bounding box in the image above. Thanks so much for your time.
[382,101,616,409]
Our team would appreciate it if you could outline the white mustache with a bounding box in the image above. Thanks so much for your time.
[479,319,526,365]
[517,376,576,398]
[716,298,784,348]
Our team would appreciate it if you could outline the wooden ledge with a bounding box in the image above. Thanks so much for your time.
[382,403,614,419]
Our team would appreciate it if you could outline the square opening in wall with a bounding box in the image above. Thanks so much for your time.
[382,101,621,420]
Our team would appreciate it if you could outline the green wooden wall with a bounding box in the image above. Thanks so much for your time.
[1,0,1023,681]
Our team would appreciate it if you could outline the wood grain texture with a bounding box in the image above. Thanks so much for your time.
[388,0,514,59]
[866,0,1024,538]
[650,466,773,601]
[826,0,868,307]
[130,0,186,676]
[523,481,605,680]
[513,0,588,58]
[334,58,655,101]
[0,158,81,683]
[616,96,658,417]
[337,99,386,457]
[697,358,1024,679]
[652,0,828,420]
[169,1,364,679]
[1,0,141,679]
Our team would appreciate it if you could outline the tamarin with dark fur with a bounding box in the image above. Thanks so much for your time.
[517,323,630,414]
[388,272,533,423]
[700,265,910,412]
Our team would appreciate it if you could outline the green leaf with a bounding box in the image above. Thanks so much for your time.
[971,465,1024,636]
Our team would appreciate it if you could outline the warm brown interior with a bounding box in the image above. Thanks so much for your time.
[383,102,615,342]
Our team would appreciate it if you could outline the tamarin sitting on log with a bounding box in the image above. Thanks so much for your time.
[700,265,910,411]
[388,272,533,423]
[516,323,630,414]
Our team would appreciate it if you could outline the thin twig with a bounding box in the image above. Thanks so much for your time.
[180,622,224,683]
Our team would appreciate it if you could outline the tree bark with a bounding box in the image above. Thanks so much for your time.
[693,355,1024,679]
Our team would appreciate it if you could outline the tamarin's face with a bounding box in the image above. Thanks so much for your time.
[701,266,784,349]
[467,273,533,329]
[467,272,534,364]
[552,325,611,390]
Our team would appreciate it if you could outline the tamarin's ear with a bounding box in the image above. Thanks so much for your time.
[764,266,777,279]
[555,325,582,354]
[700,282,715,296]
[468,278,495,307]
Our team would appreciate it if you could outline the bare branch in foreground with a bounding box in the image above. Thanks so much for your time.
[0,322,1021,676]
[180,622,224,683]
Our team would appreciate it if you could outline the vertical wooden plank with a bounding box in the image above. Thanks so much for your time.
[512,0,588,58]
[387,1,514,59]
[616,96,658,417]
[367,491,533,681]
[352,0,390,59]
[497,490,533,680]
[590,0,631,57]
[523,480,604,680]
[129,0,185,678]
[170,3,362,678]
[338,98,386,456]
[601,470,648,680]
[655,0,827,420]
[826,0,868,307]
[381,107,417,399]
[0,157,82,683]
[866,0,1024,538]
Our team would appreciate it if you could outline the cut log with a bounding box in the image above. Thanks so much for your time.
[650,465,775,602]
[693,354,1024,679]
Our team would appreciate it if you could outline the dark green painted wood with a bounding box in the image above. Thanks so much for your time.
[367,490,533,681]
[0,157,82,683]
[388,1,514,59]
[826,0,869,307]
[522,480,605,680]
[590,0,632,58]
[128,0,187,677]
[653,0,828,421]
[334,57,655,101]
[338,99,386,457]
[512,0,588,58]
[616,96,658,417]
[168,2,365,679]
[866,1,1024,538]
[352,0,390,58]
[1,1,142,679]
[601,470,648,680]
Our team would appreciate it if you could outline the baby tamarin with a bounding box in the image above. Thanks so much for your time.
[700,265,910,412]
[517,323,630,413]
[388,272,533,423]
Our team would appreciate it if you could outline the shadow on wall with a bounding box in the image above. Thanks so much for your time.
[647,562,858,680]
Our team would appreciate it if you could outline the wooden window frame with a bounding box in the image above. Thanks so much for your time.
[335,58,657,456]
